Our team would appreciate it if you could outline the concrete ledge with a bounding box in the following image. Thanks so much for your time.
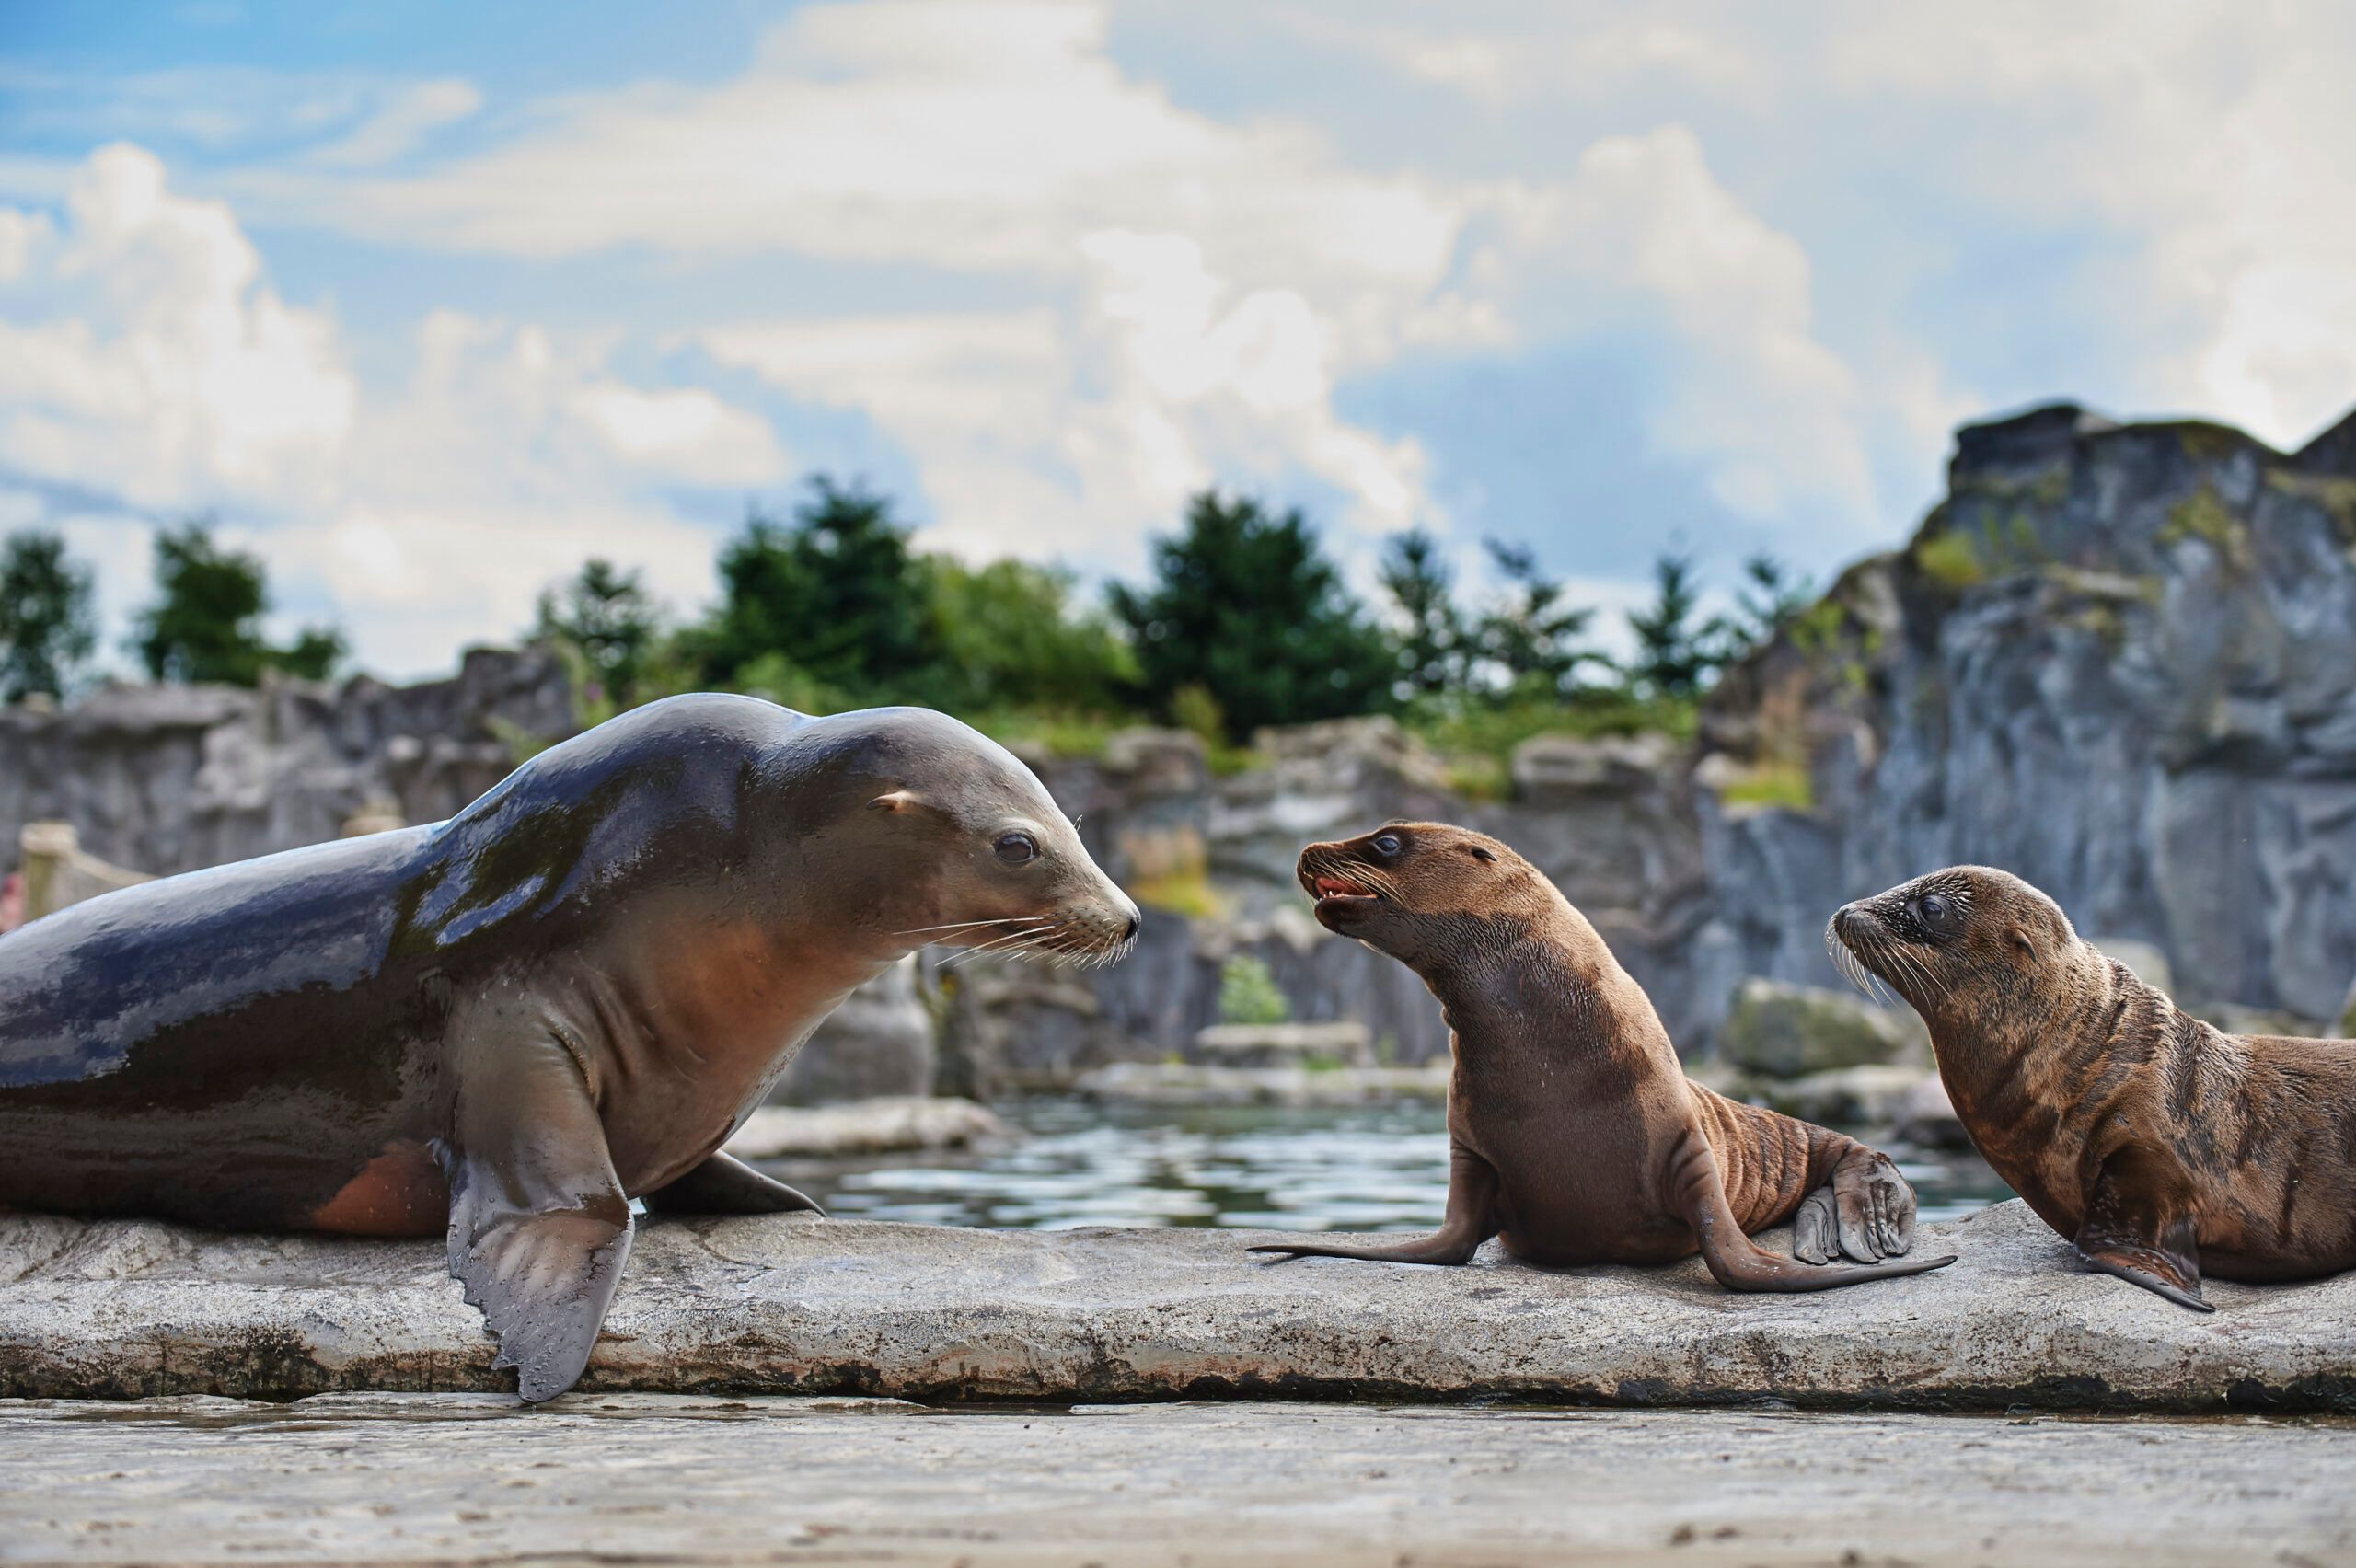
[2,1201,2351,1411]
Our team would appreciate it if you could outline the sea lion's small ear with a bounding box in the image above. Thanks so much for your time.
[2011,927,2036,958]
[1467,846,1496,863]
[870,790,920,813]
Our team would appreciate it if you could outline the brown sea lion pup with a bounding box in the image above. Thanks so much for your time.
[1249,823,1955,1290]
[1832,866,2356,1310]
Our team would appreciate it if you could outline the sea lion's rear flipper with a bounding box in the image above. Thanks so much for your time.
[1794,1147,1920,1264]
[441,1020,635,1402]
[1674,1128,1957,1291]
[2073,1148,2211,1312]
[1248,1143,1498,1265]
[642,1151,826,1216]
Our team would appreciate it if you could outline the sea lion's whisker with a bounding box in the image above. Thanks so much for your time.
[895,917,1044,937]
[940,925,1059,968]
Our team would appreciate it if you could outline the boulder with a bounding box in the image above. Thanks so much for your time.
[1743,1064,1937,1126]
[723,1098,1010,1159]
[1717,978,1927,1078]
[1073,1062,1449,1107]
[1892,1072,1974,1151]
[1189,1021,1373,1069]
[768,956,937,1105]
[4,1204,2353,1411]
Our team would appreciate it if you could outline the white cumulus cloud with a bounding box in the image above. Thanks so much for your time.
[0,146,790,676]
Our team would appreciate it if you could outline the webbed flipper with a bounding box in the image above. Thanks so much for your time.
[1794,1147,1919,1264]
[442,1014,634,1402]
[1675,1128,1956,1291]
[2074,1147,2211,1312]
[643,1150,826,1216]
[1249,1142,1497,1265]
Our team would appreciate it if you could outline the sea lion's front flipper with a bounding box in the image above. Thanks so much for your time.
[442,1020,635,1402]
[1248,1142,1498,1264]
[2073,1148,2211,1312]
[643,1151,826,1216]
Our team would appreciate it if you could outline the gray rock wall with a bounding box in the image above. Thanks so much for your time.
[0,647,574,875]
[1696,402,2356,1022]
[12,400,2355,1078]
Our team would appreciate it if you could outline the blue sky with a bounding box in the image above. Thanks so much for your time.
[2,1,2350,676]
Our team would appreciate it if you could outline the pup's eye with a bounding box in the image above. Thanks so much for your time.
[1372,833,1403,857]
[995,832,1039,866]
[1919,894,1948,920]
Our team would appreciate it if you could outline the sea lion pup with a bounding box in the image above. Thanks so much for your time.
[1832,866,2356,1310]
[1249,823,1954,1290]
[0,694,1138,1400]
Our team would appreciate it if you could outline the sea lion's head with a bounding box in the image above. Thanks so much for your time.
[1828,865,2083,1037]
[1296,821,1556,971]
[798,707,1139,967]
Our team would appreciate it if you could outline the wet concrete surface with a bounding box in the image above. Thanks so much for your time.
[1,1394,2350,1567]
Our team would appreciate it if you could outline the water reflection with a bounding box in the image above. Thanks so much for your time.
[756,1097,2015,1232]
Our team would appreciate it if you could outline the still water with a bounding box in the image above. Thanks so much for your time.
[760,1097,2014,1233]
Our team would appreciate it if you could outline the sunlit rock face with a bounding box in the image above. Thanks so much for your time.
[1696,400,2356,1026]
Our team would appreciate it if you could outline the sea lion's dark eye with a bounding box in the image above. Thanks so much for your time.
[1919,894,1948,921]
[995,832,1039,866]
[1372,833,1403,858]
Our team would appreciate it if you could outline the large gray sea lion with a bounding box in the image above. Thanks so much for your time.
[1249,822,1954,1290]
[1832,866,2356,1309]
[0,695,1138,1398]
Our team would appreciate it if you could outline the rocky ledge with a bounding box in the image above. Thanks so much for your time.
[2,1202,2350,1412]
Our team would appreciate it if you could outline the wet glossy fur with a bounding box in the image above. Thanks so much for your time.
[1834,866,2356,1309]
[1252,823,1954,1291]
[0,694,1138,1396]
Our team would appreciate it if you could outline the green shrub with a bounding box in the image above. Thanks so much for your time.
[1218,954,1291,1025]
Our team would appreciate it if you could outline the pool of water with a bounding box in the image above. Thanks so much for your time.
[756,1097,2015,1232]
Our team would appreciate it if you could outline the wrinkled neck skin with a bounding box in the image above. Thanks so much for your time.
[1400,899,1623,1068]
[1903,935,2166,1213]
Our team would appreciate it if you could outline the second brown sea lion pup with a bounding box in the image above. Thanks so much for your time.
[1250,823,1955,1290]
[1832,866,2356,1310]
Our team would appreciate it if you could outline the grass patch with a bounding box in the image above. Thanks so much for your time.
[1912,528,1987,589]
[971,709,1127,760]
[1218,954,1291,1025]
[2266,469,2356,544]
[1715,759,1815,811]
[2161,486,2249,570]
[1131,864,1222,918]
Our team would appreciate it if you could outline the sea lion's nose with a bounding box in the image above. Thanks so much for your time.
[1833,903,1865,940]
[1123,911,1141,941]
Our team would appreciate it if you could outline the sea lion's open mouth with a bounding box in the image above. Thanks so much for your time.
[1312,875,1379,904]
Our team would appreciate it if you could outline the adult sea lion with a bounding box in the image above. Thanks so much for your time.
[1831,866,2356,1309]
[0,695,1138,1398]
[1250,823,1954,1290]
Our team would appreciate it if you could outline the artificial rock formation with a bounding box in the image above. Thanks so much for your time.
[1696,400,2356,1026]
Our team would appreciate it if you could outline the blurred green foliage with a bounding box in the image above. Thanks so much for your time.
[526,479,1802,773]
[133,523,345,686]
[1,479,1815,795]
[1108,490,1396,742]
[1218,953,1292,1026]
[0,531,96,701]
